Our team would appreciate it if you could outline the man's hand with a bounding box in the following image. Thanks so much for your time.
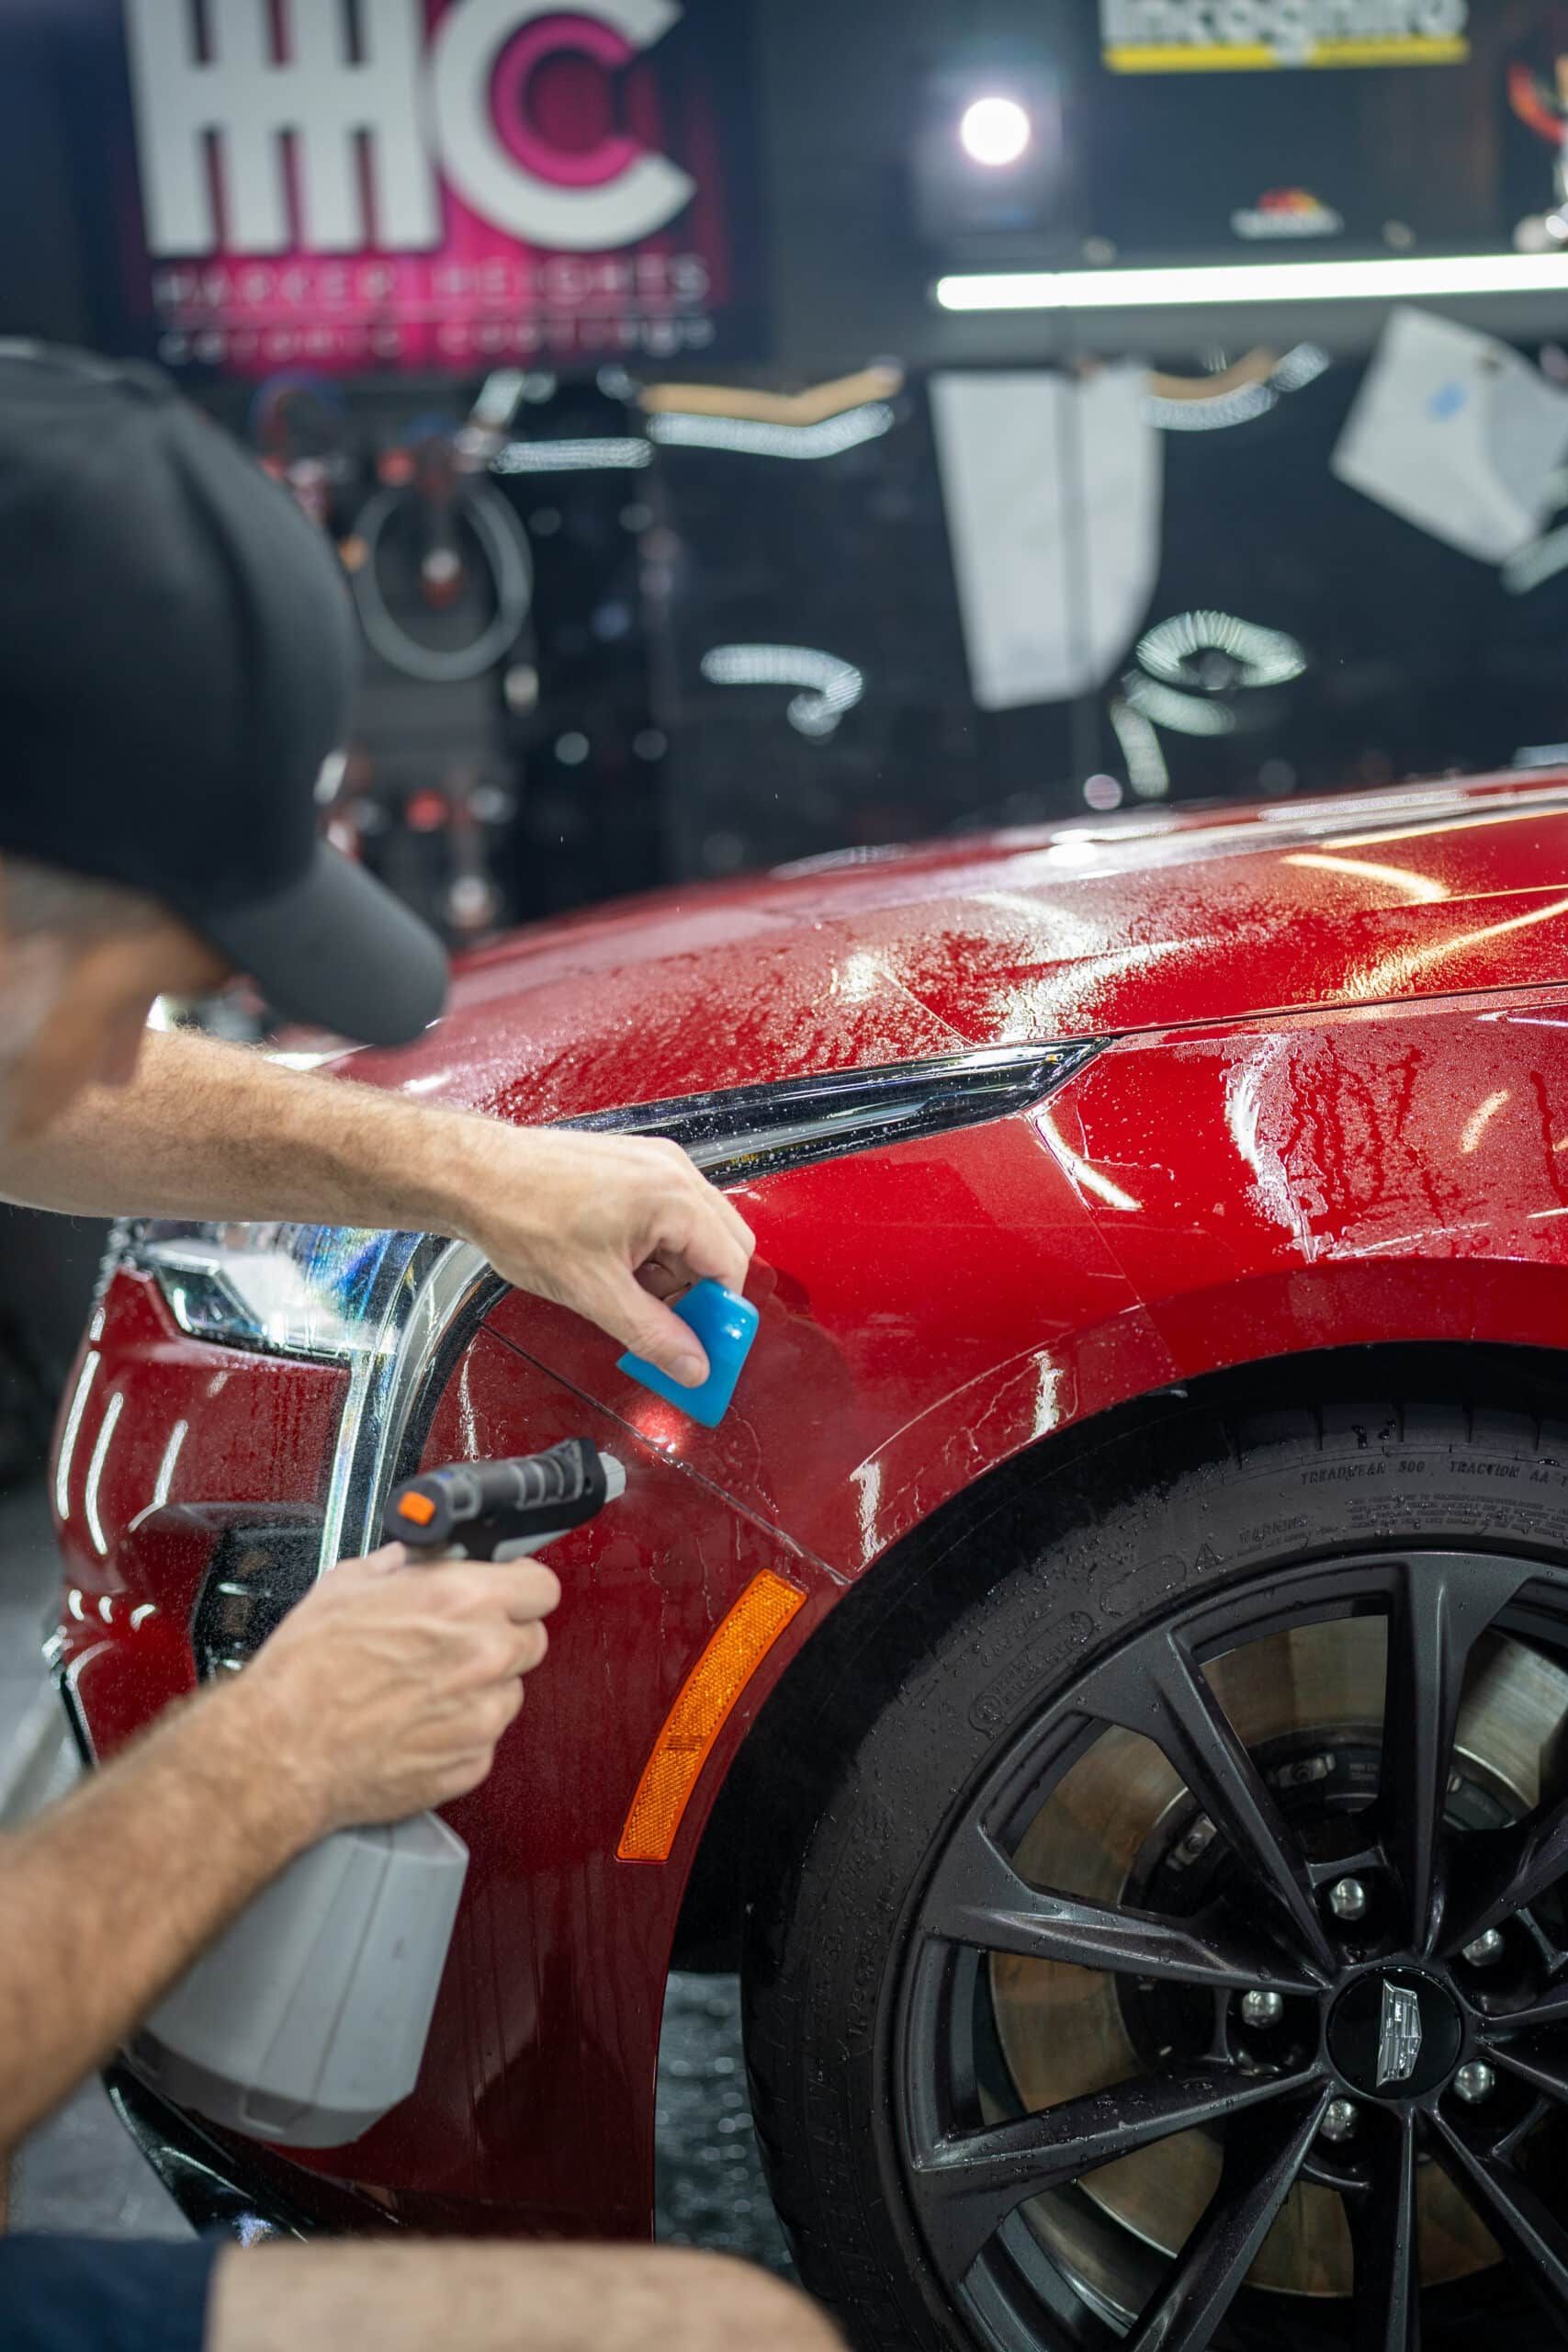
[0,1541,559,2155]
[225,1544,561,1840]
[456,1126,756,1388]
[0,1030,758,1386]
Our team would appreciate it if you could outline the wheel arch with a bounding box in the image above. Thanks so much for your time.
[671,1333,1568,1970]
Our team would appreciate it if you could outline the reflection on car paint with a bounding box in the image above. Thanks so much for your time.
[47,773,1568,2241]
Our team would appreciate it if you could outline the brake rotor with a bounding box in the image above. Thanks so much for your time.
[990,1617,1568,2301]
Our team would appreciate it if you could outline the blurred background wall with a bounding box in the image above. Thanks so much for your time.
[6,1,1568,927]
[8,0,1568,1453]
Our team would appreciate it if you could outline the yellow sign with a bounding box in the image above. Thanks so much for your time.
[1100,2,1469,74]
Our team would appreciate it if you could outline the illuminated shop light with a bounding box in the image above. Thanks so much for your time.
[1143,343,1329,430]
[491,437,652,472]
[1036,1108,1141,1213]
[648,403,897,459]
[701,644,865,737]
[151,1419,189,1512]
[959,96,1032,168]
[54,1350,99,1521]
[1285,853,1449,904]
[84,1390,124,1559]
[1138,610,1307,690]
[1122,673,1237,735]
[1272,343,1332,390]
[1461,1088,1512,1155]
[1108,696,1171,797]
[1146,379,1277,429]
[935,254,1568,311]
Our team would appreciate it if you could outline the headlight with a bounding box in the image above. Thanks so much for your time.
[130,1223,427,1363]
[108,1042,1103,1362]
[103,1216,493,1599]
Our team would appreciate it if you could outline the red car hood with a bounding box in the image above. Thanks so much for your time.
[344,771,1568,1123]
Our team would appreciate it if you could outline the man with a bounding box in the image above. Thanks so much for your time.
[0,348,838,2352]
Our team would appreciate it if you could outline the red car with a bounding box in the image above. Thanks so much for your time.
[50,769,1568,2352]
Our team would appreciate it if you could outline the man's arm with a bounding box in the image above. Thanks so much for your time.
[0,1542,558,2157]
[0,1690,315,2156]
[0,1029,754,1383]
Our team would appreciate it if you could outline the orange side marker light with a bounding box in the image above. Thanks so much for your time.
[617,1569,807,1863]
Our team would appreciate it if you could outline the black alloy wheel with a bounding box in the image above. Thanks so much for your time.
[899,1550,1568,2352]
[742,1396,1568,2352]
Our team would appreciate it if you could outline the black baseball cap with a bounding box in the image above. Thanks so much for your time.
[0,344,447,1046]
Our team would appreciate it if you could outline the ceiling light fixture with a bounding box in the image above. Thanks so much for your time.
[701,644,865,737]
[959,96,1032,168]
[935,253,1568,311]
[648,403,896,459]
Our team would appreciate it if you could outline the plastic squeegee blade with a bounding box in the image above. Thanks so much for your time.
[617,1280,759,1429]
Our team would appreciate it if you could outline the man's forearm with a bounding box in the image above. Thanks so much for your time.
[0,1012,757,1413]
[0,1029,479,1236]
[0,1685,317,2154]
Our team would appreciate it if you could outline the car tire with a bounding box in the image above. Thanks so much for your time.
[742,1392,1568,2352]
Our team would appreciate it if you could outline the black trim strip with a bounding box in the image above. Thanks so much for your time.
[103,2065,393,2242]
[46,1634,97,1769]
[564,1042,1104,1185]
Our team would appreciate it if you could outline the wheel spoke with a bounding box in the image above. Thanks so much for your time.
[923,1824,1318,1991]
[1431,2111,1568,2328]
[1485,1980,1568,2035]
[1127,2089,1330,2352]
[1382,1556,1530,1954]
[1348,2109,1422,2352]
[1080,1634,1336,1972]
[910,2064,1315,2281]
[1491,2040,1568,2104]
[1442,1795,1568,1956]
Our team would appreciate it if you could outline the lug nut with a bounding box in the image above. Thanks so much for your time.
[1329,1877,1369,1923]
[1240,1990,1285,2029]
[1171,1815,1217,1868]
[1320,2098,1359,2143]
[1461,1928,1506,1968]
[1453,2062,1496,2106]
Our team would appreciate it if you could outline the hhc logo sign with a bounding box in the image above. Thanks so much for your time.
[124,0,697,257]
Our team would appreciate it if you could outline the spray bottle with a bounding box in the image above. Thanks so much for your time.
[128,1439,624,2150]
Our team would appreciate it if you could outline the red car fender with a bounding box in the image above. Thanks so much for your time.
[487,987,1568,1586]
[307,986,1563,2236]
[46,984,1568,2237]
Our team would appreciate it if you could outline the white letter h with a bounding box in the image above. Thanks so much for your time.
[125,0,439,257]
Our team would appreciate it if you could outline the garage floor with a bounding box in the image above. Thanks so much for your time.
[1,1476,792,2273]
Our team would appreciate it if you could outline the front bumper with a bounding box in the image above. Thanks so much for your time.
[103,2066,394,2243]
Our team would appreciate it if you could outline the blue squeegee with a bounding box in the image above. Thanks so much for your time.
[617,1279,760,1428]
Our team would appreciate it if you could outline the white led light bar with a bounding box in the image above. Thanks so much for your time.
[647,403,897,458]
[700,643,865,737]
[491,438,652,472]
[934,253,1568,312]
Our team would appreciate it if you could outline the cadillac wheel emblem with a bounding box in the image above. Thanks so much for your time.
[1376,1981,1425,2087]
